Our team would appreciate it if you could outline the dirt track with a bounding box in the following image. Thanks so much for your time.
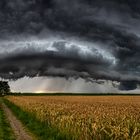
[2,103,34,140]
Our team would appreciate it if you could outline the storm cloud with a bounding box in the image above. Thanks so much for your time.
[0,0,140,90]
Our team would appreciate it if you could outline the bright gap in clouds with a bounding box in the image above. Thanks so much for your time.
[9,76,119,93]
[9,77,140,93]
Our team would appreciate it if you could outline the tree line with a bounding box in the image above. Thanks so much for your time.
[0,81,10,96]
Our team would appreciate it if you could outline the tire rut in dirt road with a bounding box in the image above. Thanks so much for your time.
[2,103,34,140]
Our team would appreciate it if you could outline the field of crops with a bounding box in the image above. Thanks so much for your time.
[5,96,140,140]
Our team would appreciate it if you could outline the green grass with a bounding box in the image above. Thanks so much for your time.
[3,98,74,140]
[0,98,15,140]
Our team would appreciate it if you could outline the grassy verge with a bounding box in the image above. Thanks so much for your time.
[3,98,74,140]
[0,98,15,140]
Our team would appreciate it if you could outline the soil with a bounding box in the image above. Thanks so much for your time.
[2,103,34,140]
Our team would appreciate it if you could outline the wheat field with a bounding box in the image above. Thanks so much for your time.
[5,96,140,140]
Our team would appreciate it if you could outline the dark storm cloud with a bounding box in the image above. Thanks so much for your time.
[0,40,115,79]
[119,81,137,91]
[0,0,140,90]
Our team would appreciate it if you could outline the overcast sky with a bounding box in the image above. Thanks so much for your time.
[9,77,140,93]
[0,0,140,93]
[9,77,118,93]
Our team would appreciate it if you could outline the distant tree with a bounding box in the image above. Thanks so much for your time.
[0,81,10,96]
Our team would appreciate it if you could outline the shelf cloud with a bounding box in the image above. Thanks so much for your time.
[0,0,140,90]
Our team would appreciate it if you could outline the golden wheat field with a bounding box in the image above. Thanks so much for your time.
[6,96,140,140]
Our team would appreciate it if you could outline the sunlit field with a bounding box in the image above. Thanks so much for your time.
[5,96,140,140]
